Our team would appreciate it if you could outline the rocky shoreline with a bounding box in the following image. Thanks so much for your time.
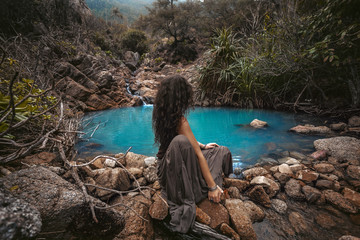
[1,117,360,239]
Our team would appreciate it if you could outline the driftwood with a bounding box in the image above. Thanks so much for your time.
[158,220,231,240]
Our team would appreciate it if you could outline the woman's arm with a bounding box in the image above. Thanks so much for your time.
[178,117,222,202]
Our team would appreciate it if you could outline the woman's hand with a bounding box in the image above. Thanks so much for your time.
[205,143,219,149]
[208,187,222,203]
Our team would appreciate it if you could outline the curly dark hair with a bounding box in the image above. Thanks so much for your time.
[152,75,193,150]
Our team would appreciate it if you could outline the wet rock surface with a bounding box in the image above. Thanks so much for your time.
[0,167,124,239]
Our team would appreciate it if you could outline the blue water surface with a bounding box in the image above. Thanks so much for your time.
[76,106,321,167]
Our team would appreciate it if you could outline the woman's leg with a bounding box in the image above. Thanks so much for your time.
[157,135,207,233]
[202,146,233,187]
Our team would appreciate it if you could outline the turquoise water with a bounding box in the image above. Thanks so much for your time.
[76,106,321,167]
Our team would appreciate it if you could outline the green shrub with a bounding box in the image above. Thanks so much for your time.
[120,29,149,55]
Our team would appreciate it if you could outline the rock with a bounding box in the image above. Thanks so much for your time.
[310,150,327,160]
[228,186,241,199]
[289,164,303,172]
[220,223,240,240]
[114,153,127,166]
[90,157,104,169]
[149,195,168,220]
[314,163,335,173]
[127,167,143,178]
[113,193,153,240]
[285,157,300,165]
[250,176,271,186]
[289,151,307,160]
[250,119,268,128]
[242,167,268,178]
[315,212,336,229]
[258,157,278,165]
[348,116,360,127]
[271,199,287,214]
[56,62,99,92]
[244,200,265,222]
[125,152,147,168]
[288,212,308,234]
[250,176,279,198]
[21,152,57,165]
[316,180,335,190]
[265,142,277,151]
[269,166,279,173]
[152,180,161,190]
[319,173,339,181]
[224,178,250,192]
[143,166,158,183]
[104,158,116,168]
[278,164,293,175]
[314,137,360,161]
[0,190,42,240]
[285,179,305,200]
[97,71,113,89]
[144,157,156,167]
[86,94,112,110]
[248,185,271,208]
[195,207,211,225]
[0,166,11,176]
[330,122,347,131]
[347,165,360,180]
[65,79,93,101]
[47,166,66,175]
[350,214,360,225]
[0,167,124,239]
[338,236,360,240]
[94,168,130,200]
[302,185,321,203]
[296,170,319,183]
[289,124,332,135]
[198,199,230,229]
[323,190,357,214]
[343,187,360,208]
[124,51,140,66]
[274,172,290,185]
[224,199,257,240]
[278,157,293,164]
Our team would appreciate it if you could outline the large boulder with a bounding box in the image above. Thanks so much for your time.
[224,199,257,240]
[0,167,124,239]
[314,137,360,161]
[0,190,42,240]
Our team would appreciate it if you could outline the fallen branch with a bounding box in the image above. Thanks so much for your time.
[94,203,148,222]
[58,144,98,223]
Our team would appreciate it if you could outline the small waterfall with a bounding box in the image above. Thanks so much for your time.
[125,78,148,105]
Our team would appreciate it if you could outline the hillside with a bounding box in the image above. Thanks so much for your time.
[85,0,155,23]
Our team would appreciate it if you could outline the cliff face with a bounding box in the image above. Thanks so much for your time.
[0,0,91,36]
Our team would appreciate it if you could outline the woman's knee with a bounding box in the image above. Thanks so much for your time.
[171,135,191,147]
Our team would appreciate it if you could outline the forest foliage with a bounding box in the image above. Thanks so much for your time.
[138,0,360,110]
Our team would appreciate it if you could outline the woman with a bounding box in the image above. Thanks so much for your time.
[152,75,233,233]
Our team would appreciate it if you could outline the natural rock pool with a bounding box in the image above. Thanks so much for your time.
[76,106,321,168]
